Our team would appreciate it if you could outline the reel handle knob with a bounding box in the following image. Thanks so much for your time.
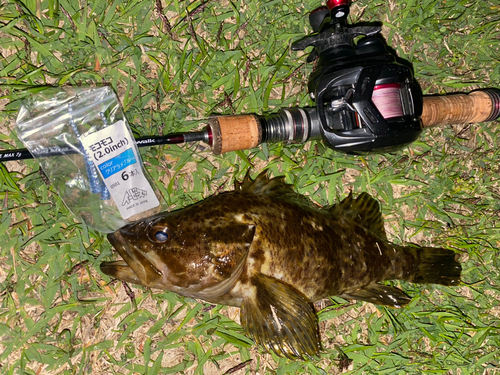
[327,0,350,19]
[309,6,330,32]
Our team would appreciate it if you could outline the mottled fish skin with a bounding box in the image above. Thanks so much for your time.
[101,171,461,359]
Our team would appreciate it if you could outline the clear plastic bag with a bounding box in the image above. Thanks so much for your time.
[16,86,166,232]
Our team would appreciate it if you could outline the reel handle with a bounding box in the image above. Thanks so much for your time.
[421,89,500,128]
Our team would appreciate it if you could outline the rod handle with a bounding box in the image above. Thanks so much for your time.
[208,115,262,154]
[421,89,500,128]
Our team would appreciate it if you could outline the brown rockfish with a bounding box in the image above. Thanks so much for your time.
[101,171,461,359]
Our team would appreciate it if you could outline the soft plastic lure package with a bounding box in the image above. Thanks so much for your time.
[16,86,166,232]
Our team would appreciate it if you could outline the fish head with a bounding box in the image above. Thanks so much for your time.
[101,202,256,301]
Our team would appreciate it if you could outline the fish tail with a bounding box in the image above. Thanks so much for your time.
[408,246,462,286]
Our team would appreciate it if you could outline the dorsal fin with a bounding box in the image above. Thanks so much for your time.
[234,170,314,208]
[330,192,387,240]
[235,170,294,196]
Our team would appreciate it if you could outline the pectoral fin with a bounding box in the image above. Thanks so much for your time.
[339,283,411,308]
[240,273,320,359]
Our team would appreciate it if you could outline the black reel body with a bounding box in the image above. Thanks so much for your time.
[291,3,423,154]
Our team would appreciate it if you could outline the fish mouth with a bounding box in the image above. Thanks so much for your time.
[100,259,144,286]
[101,230,163,288]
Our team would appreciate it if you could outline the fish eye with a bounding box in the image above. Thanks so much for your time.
[155,231,169,242]
[149,225,174,243]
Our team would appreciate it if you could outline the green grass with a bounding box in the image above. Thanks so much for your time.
[1,0,500,373]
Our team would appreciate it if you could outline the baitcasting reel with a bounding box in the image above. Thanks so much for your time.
[289,0,423,154]
[247,0,422,155]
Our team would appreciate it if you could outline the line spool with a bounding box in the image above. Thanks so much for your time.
[371,83,404,119]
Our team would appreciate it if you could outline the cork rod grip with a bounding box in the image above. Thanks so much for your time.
[421,89,500,128]
[208,115,262,154]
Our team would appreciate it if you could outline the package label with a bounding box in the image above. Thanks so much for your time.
[80,120,160,219]
[98,148,137,179]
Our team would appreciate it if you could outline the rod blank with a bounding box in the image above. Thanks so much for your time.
[0,133,204,162]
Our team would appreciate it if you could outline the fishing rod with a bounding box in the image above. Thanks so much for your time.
[0,131,209,162]
[2,86,499,162]
[3,0,499,163]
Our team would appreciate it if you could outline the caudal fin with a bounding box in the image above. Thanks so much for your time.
[410,247,462,286]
